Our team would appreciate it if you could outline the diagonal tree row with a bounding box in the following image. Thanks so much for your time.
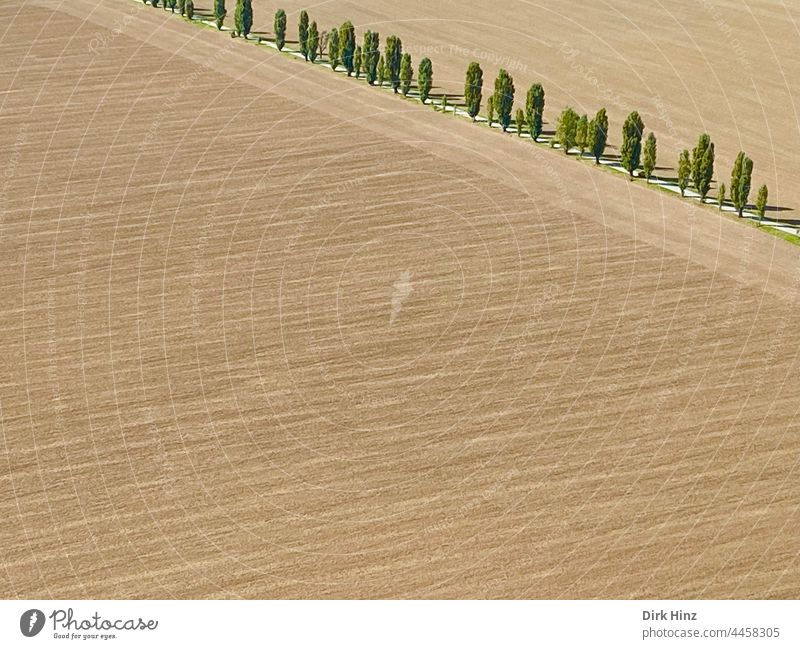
[144,1,772,221]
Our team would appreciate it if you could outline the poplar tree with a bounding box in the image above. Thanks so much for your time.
[243,0,252,37]
[362,32,373,83]
[756,185,768,221]
[718,183,726,210]
[328,29,340,70]
[620,111,644,177]
[576,114,589,156]
[178,0,185,16]
[493,69,515,132]
[185,0,194,19]
[340,21,356,76]
[555,107,579,153]
[691,133,715,201]
[234,0,252,37]
[307,22,319,62]
[730,151,754,217]
[464,62,483,121]
[587,116,599,157]
[234,0,243,35]
[515,108,525,137]
[400,53,413,96]
[526,83,545,140]
[354,45,363,79]
[487,96,495,126]
[377,55,387,86]
[642,132,657,182]
[214,0,226,29]
[299,10,309,60]
[363,31,380,84]
[678,150,691,197]
[587,107,608,163]
[418,58,433,103]
[274,9,287,50]
[385,36,403,93]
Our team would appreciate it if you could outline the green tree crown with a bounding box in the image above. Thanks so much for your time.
[620,111,645,176]
[299,10,310,60]
[385,36,403,93]
[691,133,715,200]
[642,132,657,181]
[730,151,754,216]
[555,107,579,153]
[418,57,433,103]
[274,9,287,49]
[307,22,320,62]
[588,108,608,163]
[493,69,515,132]
[399,52,413,96]
[526,84,545,140]
[464,62,483,120]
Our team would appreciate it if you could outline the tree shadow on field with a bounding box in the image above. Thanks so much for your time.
[641,180,795,217]
[430,90,465,103]
[762,204,794,215]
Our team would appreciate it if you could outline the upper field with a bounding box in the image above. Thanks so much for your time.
[0,0,798,598]
[247,0,800,216]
